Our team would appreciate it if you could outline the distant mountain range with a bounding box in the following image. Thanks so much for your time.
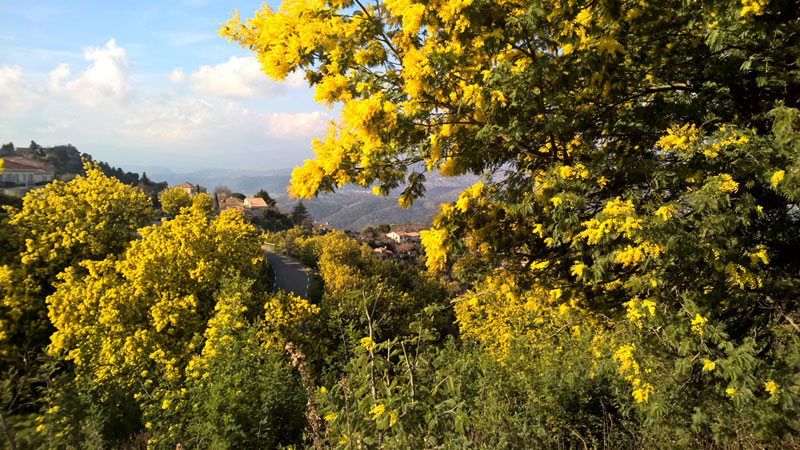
[3,144,480,230]
[137,165,480,230]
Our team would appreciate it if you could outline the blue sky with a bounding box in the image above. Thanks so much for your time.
[0,1,330,171]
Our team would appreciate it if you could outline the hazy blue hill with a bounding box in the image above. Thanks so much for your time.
[277,181,477,230]
[143,166,480,229]
[141,168,293,194]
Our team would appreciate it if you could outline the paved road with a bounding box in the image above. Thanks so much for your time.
[263,247,309,300]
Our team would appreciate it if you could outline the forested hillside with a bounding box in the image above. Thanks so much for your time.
[1,141,167,192]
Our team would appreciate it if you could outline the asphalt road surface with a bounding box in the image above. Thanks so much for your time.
[263,247,309,300]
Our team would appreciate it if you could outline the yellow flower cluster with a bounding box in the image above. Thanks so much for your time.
[654,204,676,221]
[714,174,739,193]
[578,197,642,245]
[770,170,785,188]
[556,164,590,180]
[724,262,763,289]
[570,261,586,278]
[764,380,778,396]
[262,291,320,349]
[690,314,708,336]
[455,269,593,360]
[369,403,386,420]
[360,336,377,352]
[624,297,656,329]
[455,181,485,213]
[657,124,699,152]
[420,227,450,271]
[613,343,654,403]
[47,205,264,388]
[741,0,768,17]
[614,241,665,268]
[748,245,769,265]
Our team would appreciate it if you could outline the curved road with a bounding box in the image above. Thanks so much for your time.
[263,247,310,300]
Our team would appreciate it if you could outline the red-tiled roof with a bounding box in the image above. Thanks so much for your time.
[1,159,50,173]
[221,196,244,205]
[244,197,268,207]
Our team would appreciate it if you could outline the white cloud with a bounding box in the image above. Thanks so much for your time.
[168,68,186,83]
[0,66,26,97]
[123,97,220,142]
[0,65,37,115]
[62,39,132,107]
[48,63,71,90]
[122,97,329,144]
[189,56,283,98]
[284,70,308,88]
[1,40,326,169]
[267,111,331,138]
[35,119,72,134]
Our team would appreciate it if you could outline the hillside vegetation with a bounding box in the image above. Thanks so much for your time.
[1,142,168,198]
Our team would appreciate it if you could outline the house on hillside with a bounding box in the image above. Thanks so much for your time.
[1,157,55,196]
[312,222,333,234]
[176,182,207,196]
[219,196,245,211]
[243,197,268,217]
[373,246,393,260]
[386,231,422,244]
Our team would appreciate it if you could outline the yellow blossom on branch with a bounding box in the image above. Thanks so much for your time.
[369,403,386,420]
[770,170,785,187]
[360,336,377,352]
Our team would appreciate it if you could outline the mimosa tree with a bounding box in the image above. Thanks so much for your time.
[223,0,800,443]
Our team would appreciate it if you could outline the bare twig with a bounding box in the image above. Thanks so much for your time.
[285,342,325,450]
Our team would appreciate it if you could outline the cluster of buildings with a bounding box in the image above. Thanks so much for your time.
[168,182,271,217]
[385,231,421,243]
[373,230,423,261]
[175,182,206,196]
[218,195,269,217]
[0,157,55,196]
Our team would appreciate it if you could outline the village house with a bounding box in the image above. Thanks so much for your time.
[373,246,393,260]
[385,231,421,244]
[176,182,207,196]
[0,157,55,196]
[219,196,245,211]
[218,196,274,217]
[312,222,333,234]
[243,197,268,217]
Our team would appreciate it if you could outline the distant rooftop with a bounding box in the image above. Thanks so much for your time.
[1,158,51,173]
[245,197,268,207]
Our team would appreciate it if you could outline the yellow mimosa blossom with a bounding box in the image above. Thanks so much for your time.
[369,404,386,420]
[741,0,768,17]
[771,170,785,187]
[765,380,778,396]
[570,262,585,277]
[691,314,708,336]
[716,174,739,193]
[658,124,699,151]
[361,336,377,352]
[654,205,676,220]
